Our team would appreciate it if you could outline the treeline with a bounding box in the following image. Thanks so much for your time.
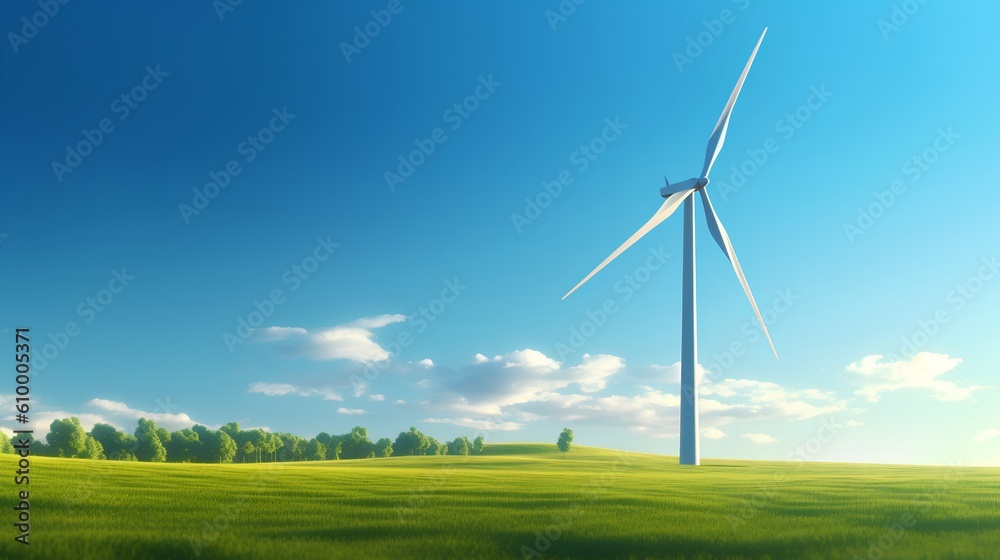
[1,418,485,463]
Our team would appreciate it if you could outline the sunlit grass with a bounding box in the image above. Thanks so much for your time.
[2,444,997,559]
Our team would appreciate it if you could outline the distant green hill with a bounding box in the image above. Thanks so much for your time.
[479,442,562,456]
[2,444,997,559]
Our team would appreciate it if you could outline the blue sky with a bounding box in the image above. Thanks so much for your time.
[2,1,999,466]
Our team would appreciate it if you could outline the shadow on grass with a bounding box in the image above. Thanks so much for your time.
[522,533,841,560]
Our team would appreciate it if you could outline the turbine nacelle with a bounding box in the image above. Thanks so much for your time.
[661,176,709,198]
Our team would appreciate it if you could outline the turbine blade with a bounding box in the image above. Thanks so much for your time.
[701,28,767,179]
[698,189,778,360]
[562,189,694,300]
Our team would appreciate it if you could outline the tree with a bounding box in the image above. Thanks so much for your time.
[48,417,103,459]
[10,433,49,456]
[341,426,374,460]
[250,431,283,462]
[374,438,393,458]
[157,426,172,447]
[190,425,236,463]
[426,436,448,455]
[46,417,89,458]
[326,437,342,461]
[220,422,241,441]
[251,429,268,463]
[8,416,518,464]
[247,430,283,462]
[112,434,138,461]
[90,423,138,460]
[166,428,202,463]
[277,433,307,462]
[82,435,105,459]
[135,418,167,462]
[392,430,412,456]
[268,432,284,462]
[190,425,211,461]
[393,427,429,456]
[448,436,470,456]
[557,428,574,458]
[90,423,120,453]
[304,438,326,461]
[221,422,255,463]
[110,436,138,461]
[211,431,237,463]
[242,441,255,463]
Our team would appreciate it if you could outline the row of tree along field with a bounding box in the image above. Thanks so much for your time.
[1,417,494,463]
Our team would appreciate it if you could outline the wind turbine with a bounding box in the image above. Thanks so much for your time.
[561,28,777,466]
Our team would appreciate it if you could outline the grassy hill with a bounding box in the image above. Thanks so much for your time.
[2,444,997,559]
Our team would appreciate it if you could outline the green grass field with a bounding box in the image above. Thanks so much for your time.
[2,444,997,559]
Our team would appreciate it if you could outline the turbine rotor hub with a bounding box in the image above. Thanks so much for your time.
[660,176,709,198]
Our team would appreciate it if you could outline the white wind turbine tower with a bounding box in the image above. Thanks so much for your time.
[561,28,777,466]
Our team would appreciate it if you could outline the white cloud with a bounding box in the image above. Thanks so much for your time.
[973,428,1000,443]
[247,382,342,401]
[393,399,407,405]
[446,350,625,411]
[309,326,395,362]
[703,427,726,439]
[404,350,849,440]
[743,433,777,444]
[703,378,838,403]
[0,396,207,438]
[337,407,367,415]
[568,353,626,393]
[352,380,369,398]
[255,326,308,341]
[845,420,864,427]
[847,352,985,402]
[421,417,523,431]
[528,375,845,439]
[634,362,710,385]
[257,315,407,362]
[246,382,297,396]
[368,394,385,401]
[412,379,431,389]
[530,392,593,409]
[88,398,198,431]
[502,349,561,371]
[508,410,546,422]
[347,314,407,329]
[699,378,848,421]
